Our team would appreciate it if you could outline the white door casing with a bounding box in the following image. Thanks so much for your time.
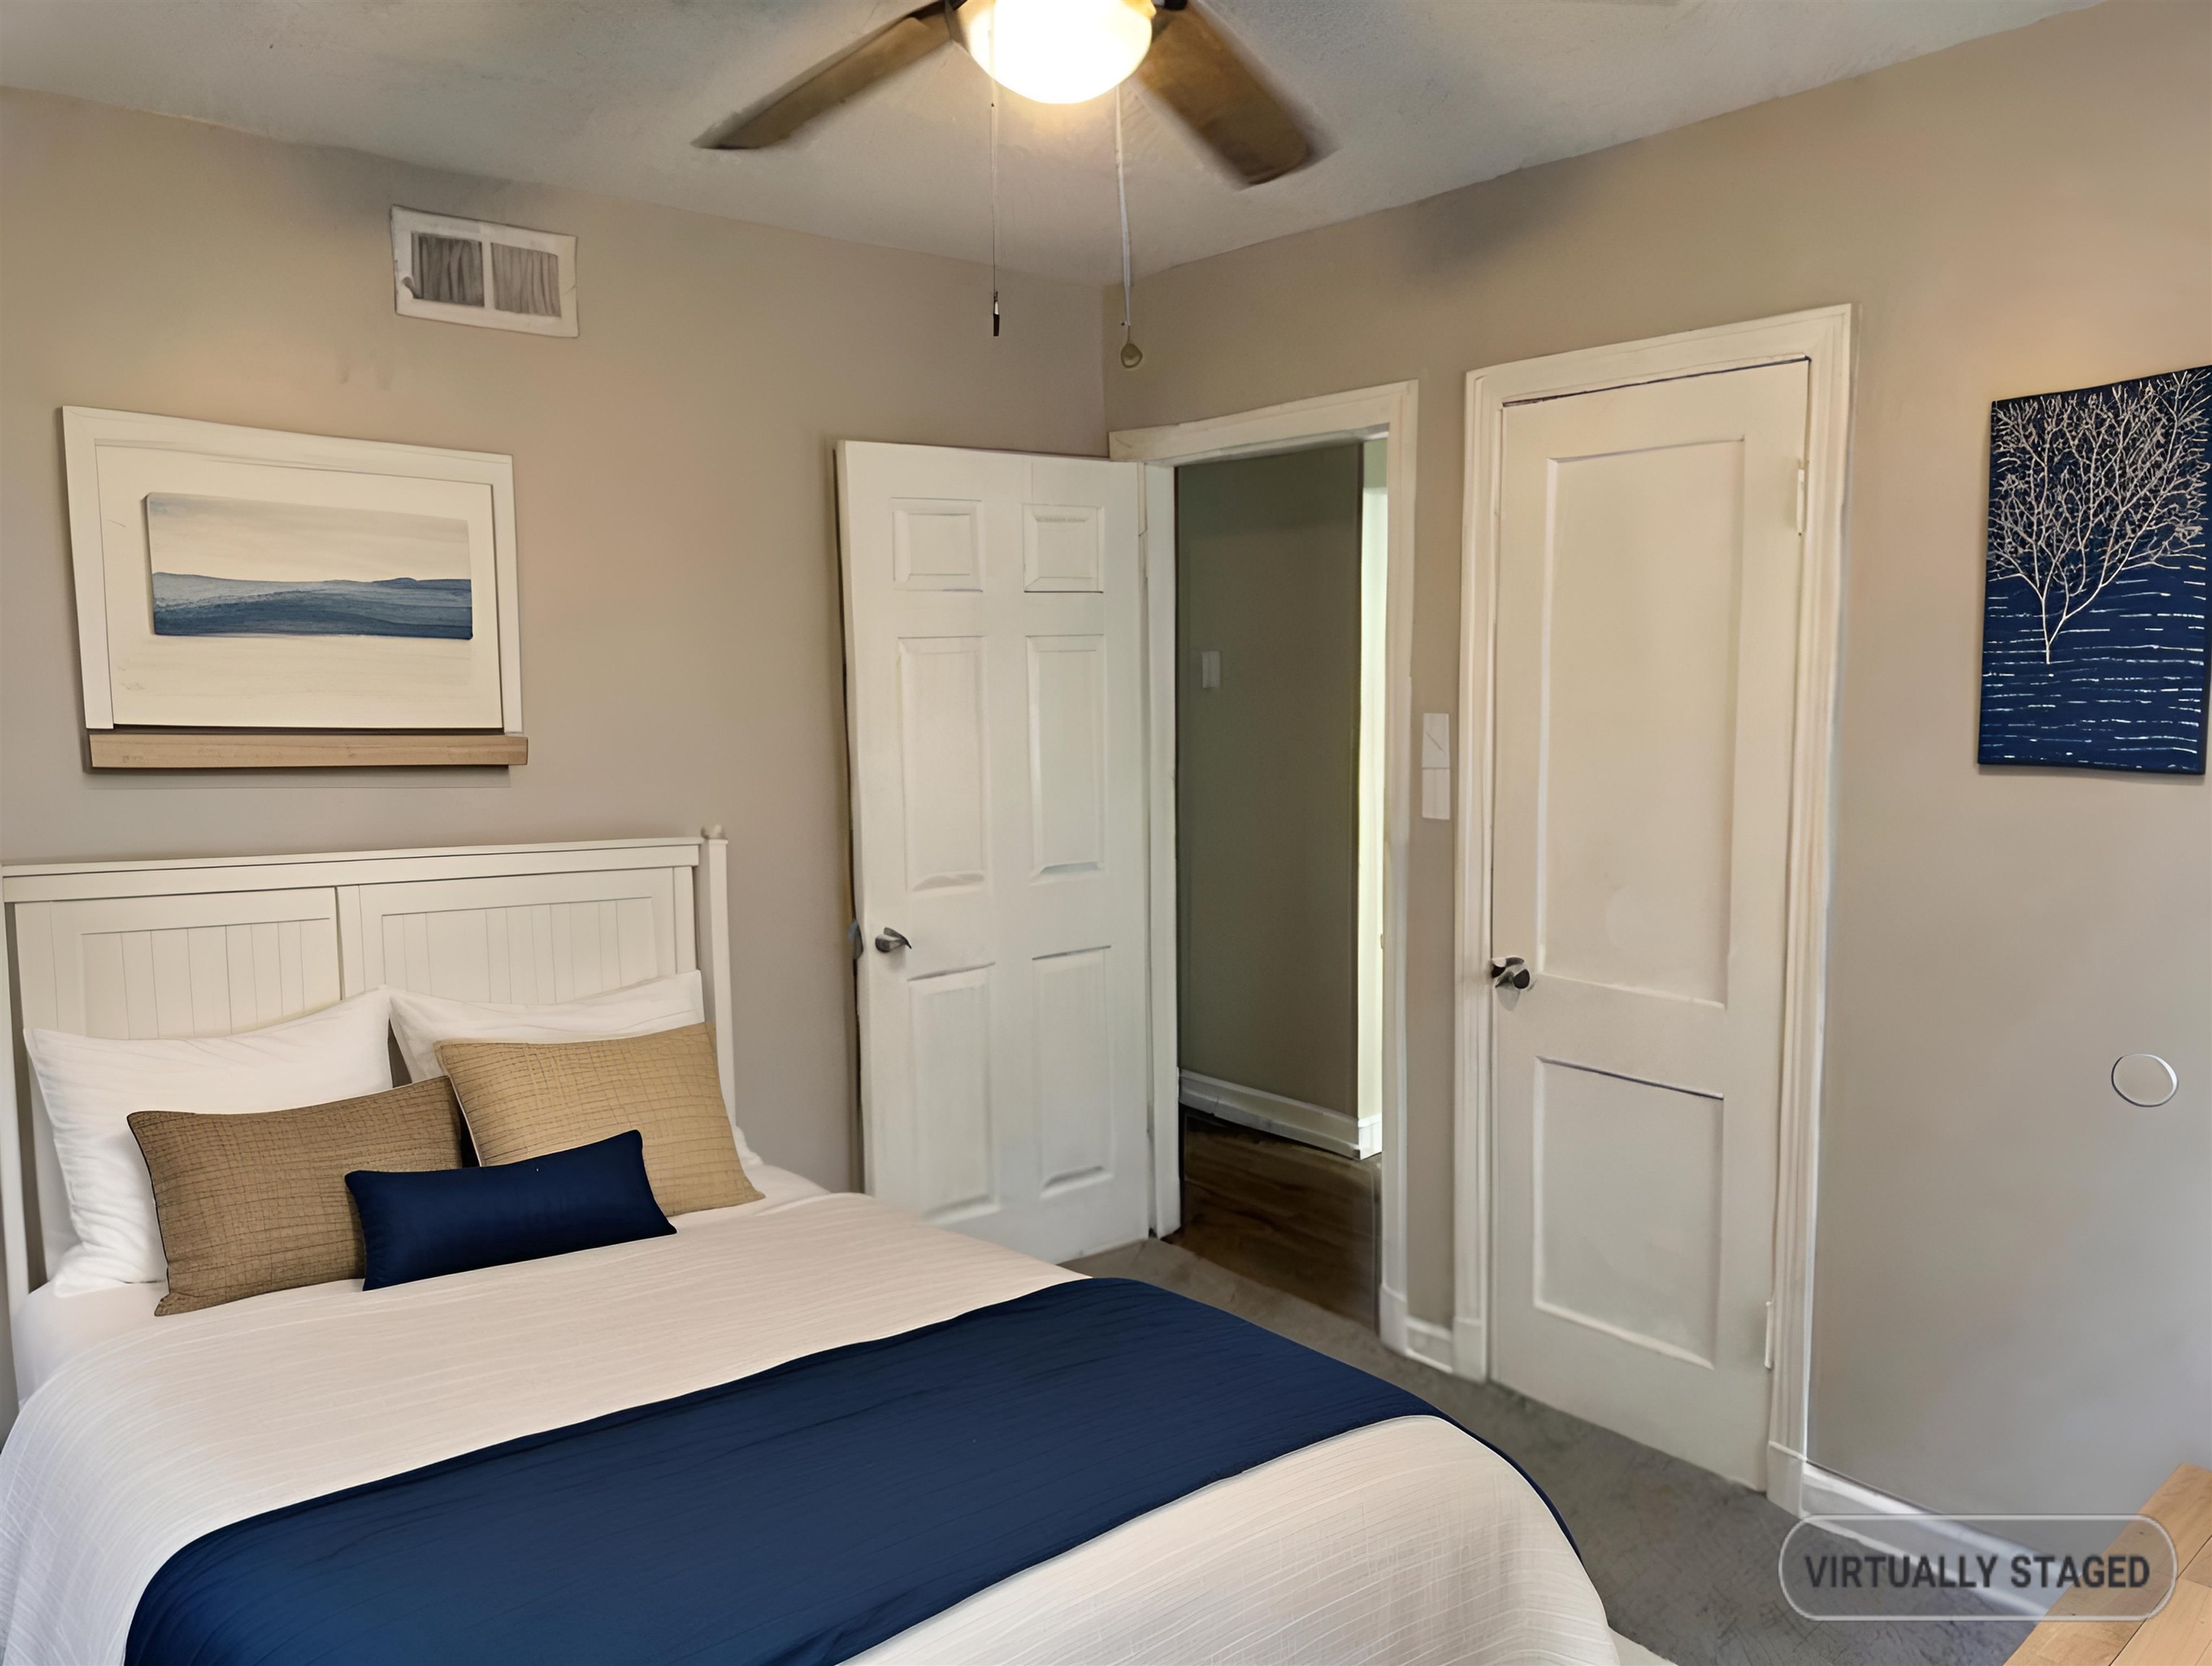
[1486,360,1812,1487]
[1110,381,1419,1352]
[839,442,1152,1265]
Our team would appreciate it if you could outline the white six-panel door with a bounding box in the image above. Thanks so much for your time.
[839,442,1152,1265]
[1489,362,1810,1486]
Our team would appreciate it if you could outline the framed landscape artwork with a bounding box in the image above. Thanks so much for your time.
[1976,365,2211,774]
[62,407,522,743]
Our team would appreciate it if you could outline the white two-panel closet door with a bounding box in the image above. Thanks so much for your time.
[1489,361,1810,1487]
[839,442,1151,1265]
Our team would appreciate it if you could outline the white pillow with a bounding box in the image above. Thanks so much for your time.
[25,991,395,1294]
[383,971,758,1164]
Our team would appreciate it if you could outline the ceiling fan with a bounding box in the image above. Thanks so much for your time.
[695,0,1313,187]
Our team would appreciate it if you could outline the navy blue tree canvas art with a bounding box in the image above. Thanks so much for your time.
[1977,365,2211,773]
[145,494,474,640]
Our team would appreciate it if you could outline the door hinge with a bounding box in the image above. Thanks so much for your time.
[1794,463,1808,536]
[1762,1299,1777,1371]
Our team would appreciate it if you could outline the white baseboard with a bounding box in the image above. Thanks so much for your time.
[1452,1314,1486,1380]
[1767,1441,1806,1515]
[1179,1071,1366,1161]
[1794,1462,2045,1619]
[1382,1285,1479,1377]
[1402,1315,1456,1373]
[1379,1283,1410,1355]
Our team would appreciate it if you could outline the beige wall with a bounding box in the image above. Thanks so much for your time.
[6,3,2206,1516]
[1175,445,1363,1114]
[1104,0,2211,1516]
[0,90,1105,1208]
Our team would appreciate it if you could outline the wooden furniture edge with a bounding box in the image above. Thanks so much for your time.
[87,732,528,769]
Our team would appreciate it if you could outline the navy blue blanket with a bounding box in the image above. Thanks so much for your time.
[127,1278,1480,1666]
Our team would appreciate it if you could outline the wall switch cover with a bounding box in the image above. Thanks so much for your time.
[1422,767,1451,820]
[1421,712,1452,819]
[1422,712,1451,769]
[1199,649,1221,690]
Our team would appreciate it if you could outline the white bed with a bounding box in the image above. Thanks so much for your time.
[0,837,1615,1665]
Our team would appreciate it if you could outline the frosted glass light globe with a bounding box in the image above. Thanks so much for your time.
[961,0,1154,105]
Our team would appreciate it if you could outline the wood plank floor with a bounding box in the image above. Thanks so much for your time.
[2007,1464,2212,1666]
[1170,1106,1379,1326]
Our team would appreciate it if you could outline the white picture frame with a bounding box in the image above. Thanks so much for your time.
[61,407,523,734]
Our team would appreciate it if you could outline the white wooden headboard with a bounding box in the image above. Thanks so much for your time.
[0,834,734,1321]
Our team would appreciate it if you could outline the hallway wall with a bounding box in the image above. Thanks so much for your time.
[1175,444,1365,1120]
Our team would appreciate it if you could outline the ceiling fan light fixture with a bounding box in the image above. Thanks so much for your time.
[959,0,1155,106]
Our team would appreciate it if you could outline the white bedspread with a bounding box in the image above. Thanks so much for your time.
[0,1182,1614,1665]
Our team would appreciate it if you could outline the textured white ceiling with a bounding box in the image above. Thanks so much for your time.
[0,0,2091,281]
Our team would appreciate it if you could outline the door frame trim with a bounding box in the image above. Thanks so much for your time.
[1110,382,1419,1349]
[1454,307,1853,1505]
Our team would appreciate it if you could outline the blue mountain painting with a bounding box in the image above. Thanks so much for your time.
[1977,365,2211,774]
[150,573,474,640]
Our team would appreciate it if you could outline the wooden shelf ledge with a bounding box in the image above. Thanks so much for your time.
[87,731,528,770]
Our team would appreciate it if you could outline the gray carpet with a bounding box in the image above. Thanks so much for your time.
[1067,1239,2033,1666]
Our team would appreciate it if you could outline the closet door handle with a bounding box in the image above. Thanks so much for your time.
[873,928,912,954]
[1490,956,1530,990]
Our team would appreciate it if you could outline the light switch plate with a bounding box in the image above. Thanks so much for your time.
[1422,768,1451,820]
[1199,649,1221,690]
[1420,712,1452,819]
[1422,712,1451,769]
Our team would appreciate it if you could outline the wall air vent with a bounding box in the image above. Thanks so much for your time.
[391,208,576,337]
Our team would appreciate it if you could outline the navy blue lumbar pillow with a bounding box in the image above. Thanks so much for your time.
[347,1129,674,1290]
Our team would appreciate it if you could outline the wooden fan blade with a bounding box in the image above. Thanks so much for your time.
[1135,0,1311,186]
[696,2,953,150]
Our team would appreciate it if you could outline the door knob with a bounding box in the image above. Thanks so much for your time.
[873,928,912,954]
[1491,956,1530,990]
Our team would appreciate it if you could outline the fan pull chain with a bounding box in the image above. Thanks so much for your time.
[1115,85,1140,369]
[988,53,1001,338]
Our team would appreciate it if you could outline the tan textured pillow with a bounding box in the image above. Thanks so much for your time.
[129,1078,470,1315]
[435,1024,759,1218]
